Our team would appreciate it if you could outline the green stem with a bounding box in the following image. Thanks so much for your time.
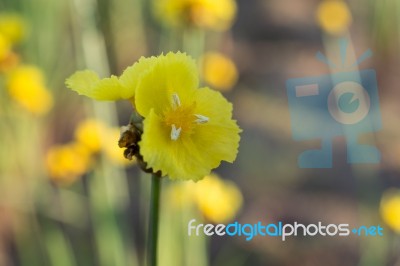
[147,174,161,266]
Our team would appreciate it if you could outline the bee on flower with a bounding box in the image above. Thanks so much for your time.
[66,52,241,181]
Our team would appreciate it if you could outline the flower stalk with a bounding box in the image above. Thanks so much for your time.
[147,173,161,266]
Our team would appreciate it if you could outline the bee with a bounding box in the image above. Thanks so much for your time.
[118,123,140,160]
[119,119,161,176]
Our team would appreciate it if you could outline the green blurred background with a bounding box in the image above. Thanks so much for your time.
[0,0,400,265]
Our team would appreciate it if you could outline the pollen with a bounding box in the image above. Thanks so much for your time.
[164,93,209,138]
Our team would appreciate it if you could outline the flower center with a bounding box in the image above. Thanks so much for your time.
[163,93,209,141]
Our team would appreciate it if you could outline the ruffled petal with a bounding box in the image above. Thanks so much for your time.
[66,70,129,101]
[135,52,198,117]
[191,87,241,165]
[119,56,158,99]
[139,109,210,181]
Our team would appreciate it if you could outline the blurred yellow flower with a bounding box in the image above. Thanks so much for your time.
[316,0,352,35]
[193,174,242,223]
[74,119,106,153]
[380,188,400,233]
[201,52,238,91]
[154,0,236,31]
[7,65,53,115]
[0,13,26,44]
[46,142,92,185]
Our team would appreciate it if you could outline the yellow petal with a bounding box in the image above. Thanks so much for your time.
[135,52,198,117]
[139,87,241,181]
[119,56,158,99]
[65,70,130,101]
[139,109,210,181]
[192,87,241,164]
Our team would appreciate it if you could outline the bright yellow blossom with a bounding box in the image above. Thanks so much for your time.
[135,52,241,181]
[154,0,236,31]
[380,188,400,233]
[7,65,53,115]
[0,13,26,44]
[201,52,238,91]
[74,119,106,153]
[46,142,92,185]
[66,52,241,181]
[316,0,352,35]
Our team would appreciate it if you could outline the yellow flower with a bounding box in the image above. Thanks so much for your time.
[74,119,106,153]
[380,188,400,233]
[135,52,241,181]
[193,174,242,223]
[7,65,53,115]
[66,52,241,181]
[316,0,352,35]
[0,13,26,44]
[46,142,92,185]
[154,0,236,31]
[201,52,238,91]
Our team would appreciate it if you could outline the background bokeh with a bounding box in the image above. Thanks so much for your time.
[1,0,400,265]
